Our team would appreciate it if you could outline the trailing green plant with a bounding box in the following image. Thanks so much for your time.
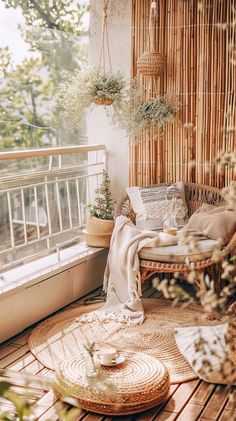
[87,170,114,220]
[115,79,180,139]
[56,68,126,127]
[134,96,179,134]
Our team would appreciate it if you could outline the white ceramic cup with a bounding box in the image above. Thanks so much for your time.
[98,348,118,364]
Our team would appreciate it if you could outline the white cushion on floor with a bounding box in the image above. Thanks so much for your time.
[139,239,220,263]
[175,324,235,385]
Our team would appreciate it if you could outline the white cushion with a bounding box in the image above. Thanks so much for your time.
[175,324,235,385]
[126,182,188,230]
[139,239,220,263]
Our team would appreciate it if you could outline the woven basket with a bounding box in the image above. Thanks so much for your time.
[137,52,165,77]
[83,217,114,248]
[94,97,113,106]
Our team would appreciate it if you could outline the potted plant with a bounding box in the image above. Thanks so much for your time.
[118,90,180,138]
[83,170,115,248]
[134,96,179,134]
[57,68,126,127]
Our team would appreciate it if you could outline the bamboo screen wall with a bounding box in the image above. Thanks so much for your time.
[130,0,236,188]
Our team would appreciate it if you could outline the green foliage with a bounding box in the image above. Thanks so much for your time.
[0,379,33,421]
[0,377,81,421]
[0,0,89,150]
[0,47,56,149]
[134,96,179,134]
[87,170,114,220]
[1,0,88,35]
[57,68,126,127]
[114,79,180,140]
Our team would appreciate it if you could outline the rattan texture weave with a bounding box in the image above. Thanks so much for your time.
[227,301,236,367]
[115,183,236,284]
[137,52,165,77]
[54,351,170,415]
[29,298,222,384]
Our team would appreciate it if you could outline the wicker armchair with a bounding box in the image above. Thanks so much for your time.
[115,183,236,288]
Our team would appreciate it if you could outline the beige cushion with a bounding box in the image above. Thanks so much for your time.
[139,239,220,263]
[185,204,236,246]
[175,324,236,385]
[126,182,188,230]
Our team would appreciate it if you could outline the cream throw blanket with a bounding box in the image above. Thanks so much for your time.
[78,216,178,325]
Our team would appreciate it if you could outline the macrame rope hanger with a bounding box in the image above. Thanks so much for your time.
[98,0,112,74]
[148,0,158,96]
[149,0,157,53]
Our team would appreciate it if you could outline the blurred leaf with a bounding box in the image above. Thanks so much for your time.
[0,381,12,396]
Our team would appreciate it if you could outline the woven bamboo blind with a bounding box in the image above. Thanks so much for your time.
[130,0,236,188]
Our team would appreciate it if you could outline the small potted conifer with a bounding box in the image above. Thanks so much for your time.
[83,170,115,248]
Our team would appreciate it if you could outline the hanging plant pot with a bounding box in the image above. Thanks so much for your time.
[137,1,165,78]
[94,97,114,106]
[137,52,165,77]
[133,96,180,136]
[83,217,115,248]
[56,2,127,127]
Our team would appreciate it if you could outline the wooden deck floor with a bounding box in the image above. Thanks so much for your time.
[0,281,235,421]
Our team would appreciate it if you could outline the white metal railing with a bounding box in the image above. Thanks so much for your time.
[0,144,106,272]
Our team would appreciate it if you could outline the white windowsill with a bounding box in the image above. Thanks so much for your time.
[0,243,105,299]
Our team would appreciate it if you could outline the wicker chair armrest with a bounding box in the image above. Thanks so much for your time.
[114,194,128,218]
[114,195,136,224]
[185,183,225,216]
[221,232,236,259]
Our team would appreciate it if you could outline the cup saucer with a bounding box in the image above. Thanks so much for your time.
[99,355,126,367]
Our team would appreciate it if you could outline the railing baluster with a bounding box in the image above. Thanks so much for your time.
[49,155,52,171]
[7,192,15,248]
[44,178,52,236]
[58,154,62,170]
[76,178,82,227]
[34,186,40,240]
[86,175,91,205]
[21,189,27,244]
[55,178,63,232]
[66,181,72,229]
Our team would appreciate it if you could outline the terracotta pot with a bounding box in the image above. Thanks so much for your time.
[83,217,115,248]
[94,97,113,106]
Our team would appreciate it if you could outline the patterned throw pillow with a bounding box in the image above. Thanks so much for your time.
[126,182,189,230]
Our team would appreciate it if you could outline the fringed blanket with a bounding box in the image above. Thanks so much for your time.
[78,216,178,325]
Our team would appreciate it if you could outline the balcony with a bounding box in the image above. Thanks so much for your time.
[0,145,108,342]
[0,0,235,420]
[0,144,107,272]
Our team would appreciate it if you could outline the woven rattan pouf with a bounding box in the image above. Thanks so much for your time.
[54,351,170,415]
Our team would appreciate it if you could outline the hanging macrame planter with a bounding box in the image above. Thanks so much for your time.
[56,1,125,127]
[137,1,165,77]
[94,0,116,106]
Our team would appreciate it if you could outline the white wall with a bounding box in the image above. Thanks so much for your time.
[0,247,107,343]
[89,0,131,200]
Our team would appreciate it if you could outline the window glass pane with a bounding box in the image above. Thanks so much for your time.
[0,1,100,273]
[0,0,89,150]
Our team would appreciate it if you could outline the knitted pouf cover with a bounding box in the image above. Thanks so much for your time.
[54,351,170,415]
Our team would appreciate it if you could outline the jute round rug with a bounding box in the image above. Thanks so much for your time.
[28,298,220,384]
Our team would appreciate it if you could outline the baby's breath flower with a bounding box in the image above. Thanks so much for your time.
[221,182,236,210]
[56,68,126,127]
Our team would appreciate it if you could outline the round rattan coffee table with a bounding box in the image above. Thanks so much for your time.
[54,351,170,415]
